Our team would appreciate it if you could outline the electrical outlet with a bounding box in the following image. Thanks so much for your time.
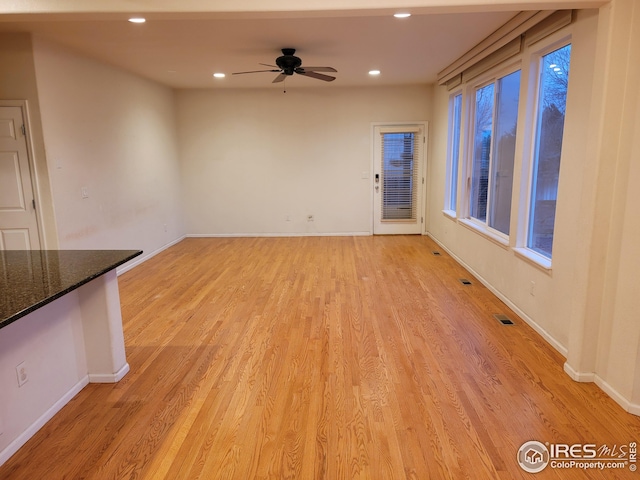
[16,361,28,387]
[530,281,536,296]
[307,215,314,222]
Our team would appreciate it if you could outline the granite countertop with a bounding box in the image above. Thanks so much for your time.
[0,250,142,330]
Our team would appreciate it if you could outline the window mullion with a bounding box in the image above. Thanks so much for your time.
[486,82,499,228]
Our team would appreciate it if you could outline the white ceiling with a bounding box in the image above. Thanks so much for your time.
[0,11,520,89]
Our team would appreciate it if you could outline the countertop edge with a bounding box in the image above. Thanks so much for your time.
[1,250,142,330]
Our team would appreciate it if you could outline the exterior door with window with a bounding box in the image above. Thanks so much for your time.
[373,124,426,234]
[0,105,41,250]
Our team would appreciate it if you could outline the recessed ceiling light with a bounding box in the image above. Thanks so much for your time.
[394,13,411,18]
[213,73,226,78]
[369,70,381,76]
[128,17,146,24]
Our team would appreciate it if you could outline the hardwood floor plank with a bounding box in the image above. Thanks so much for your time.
[2,236,640,479]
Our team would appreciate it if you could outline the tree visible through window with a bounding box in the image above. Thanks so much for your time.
[446,93,462,212]
[528,44,571,258]
[470,70,520,235]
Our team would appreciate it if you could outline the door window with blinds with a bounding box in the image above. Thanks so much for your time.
[373,124,426,235]
[381,132,419,221]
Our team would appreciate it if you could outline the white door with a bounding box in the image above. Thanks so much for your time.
[0,106,41,249]
[373,124,426,234]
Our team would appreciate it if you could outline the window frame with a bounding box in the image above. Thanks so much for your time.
[459,61,522,246]
[514,36,572,271]
[444,90,463,219]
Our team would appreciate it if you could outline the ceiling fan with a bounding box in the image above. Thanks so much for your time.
[232,48,337,83]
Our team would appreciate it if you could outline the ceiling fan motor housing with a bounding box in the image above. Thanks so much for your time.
[276,48,302,75]
[232,47,336,83]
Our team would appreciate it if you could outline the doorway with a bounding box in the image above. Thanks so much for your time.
[0,104,41,249]
[372,123,427,235]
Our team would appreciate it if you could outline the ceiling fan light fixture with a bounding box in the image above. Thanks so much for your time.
[232,48,337,83]
[393,13,411,18]
[128,17,146,24]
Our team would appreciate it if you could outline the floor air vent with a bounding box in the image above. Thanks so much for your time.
[432,251,442,256]
[494,314,514,325]
[459,279,472,285]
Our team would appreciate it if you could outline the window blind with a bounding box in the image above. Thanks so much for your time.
[380,131,420,222]
[438,10,572,89]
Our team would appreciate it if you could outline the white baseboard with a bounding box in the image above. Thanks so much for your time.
[186,232,372,238]
[112,232,640,418]
[594,375,640,416]
[427,233,568,358]
[563,362,595,382]
[117,235,186,275]
[0,376,90,466]
[88,363,130,383]
[428,233,640,417]
[564,362,640,415]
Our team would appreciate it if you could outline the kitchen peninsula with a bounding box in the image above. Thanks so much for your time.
[0,249,141,465]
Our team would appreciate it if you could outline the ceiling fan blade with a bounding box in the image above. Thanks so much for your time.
[297,70,336,82]
[259,63,279,68]
[232,69,280,75]
[298,67,337,73]
[272,73,287,83]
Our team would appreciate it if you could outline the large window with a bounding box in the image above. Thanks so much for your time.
[469,70,521,235]
[445,93,462,213]
[440,11,573,269]
[527,44,572,258]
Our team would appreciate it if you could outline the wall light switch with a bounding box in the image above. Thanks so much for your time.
[81,187,89,199]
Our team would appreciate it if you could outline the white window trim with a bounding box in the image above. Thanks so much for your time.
[443,90,463,218]
[513,247,552,271]
[443,209,457,221]
[515,33,572,270]
[460,60,521,239]
[459,217,510,248]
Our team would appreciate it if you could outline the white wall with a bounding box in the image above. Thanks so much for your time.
[0,292,88,462]
[176,86,430,236]
[31,39,184,262]
[576,0,640,409]
[428,2,640,414]
[6,0,639,416]
[427,10,599,353]
[0,33,58,248]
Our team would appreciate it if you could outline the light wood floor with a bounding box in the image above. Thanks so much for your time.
[2,236,640,479]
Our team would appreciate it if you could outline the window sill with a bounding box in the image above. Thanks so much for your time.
[458,218,509,249]
[442,209,457,221]
[513,247,552,272]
